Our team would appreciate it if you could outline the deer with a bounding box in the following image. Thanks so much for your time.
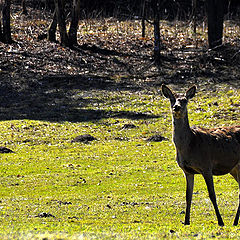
[162,84,240,226]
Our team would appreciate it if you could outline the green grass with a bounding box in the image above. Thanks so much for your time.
[0,84,240,239]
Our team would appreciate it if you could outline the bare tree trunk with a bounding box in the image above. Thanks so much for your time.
[0,20,2,42]
[21,0,28,15]
[68,0,81,46]
[2,0,12,43]
[153,18,161,63]
[141,0,146,38]
[192,0,197,47]
[54,0,69,46]
[151,0,161,63]
[192,0,196,34]
[48,10,57,42]
[207,0,225,49]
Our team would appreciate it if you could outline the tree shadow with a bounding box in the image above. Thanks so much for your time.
[0,74,159,122]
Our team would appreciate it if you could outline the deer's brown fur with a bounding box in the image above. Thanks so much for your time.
[162,84,240,226]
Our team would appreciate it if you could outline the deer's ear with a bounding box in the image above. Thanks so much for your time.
[186,86,196,99]
[162,85,175,100]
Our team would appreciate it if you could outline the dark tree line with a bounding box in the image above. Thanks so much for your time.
[18,0,239,20]
[1,0,240,59]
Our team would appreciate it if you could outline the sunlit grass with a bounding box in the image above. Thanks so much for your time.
[0,83,239,239]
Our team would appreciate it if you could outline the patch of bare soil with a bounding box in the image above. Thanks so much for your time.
[0,5,239,122]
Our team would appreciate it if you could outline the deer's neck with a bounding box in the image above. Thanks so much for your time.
[172,114,192,150]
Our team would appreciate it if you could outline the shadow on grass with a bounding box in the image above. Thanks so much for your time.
[0,74,159,122]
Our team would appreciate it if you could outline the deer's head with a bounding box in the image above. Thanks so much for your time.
[162,85,196,119]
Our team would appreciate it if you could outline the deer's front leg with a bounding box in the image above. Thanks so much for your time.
[202,172,224,226]
[233,194,240,226]
[184,173,194,225]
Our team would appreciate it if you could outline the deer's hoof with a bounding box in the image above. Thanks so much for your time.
[218,221,224,227]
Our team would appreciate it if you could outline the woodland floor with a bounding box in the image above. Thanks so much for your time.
[0,5,240,122]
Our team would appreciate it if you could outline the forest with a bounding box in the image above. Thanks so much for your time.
[0,0,240,239]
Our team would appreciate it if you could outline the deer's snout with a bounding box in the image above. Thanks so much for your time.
[173,105,181,112]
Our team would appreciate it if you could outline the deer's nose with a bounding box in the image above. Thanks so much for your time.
[173,105,181,112]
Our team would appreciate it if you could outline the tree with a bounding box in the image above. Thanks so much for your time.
[141,0,146,38]
[68,0,81,46]
[0,0,12,43]
[21,0,28,15]
[48,0,81,47]
[207,0,225,49]
[54,0,69,46]
[151,0,161,63]
[48,9,57,42]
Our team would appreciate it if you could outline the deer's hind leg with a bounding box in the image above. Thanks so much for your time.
[230,164,240,226]
[202,172,224,226]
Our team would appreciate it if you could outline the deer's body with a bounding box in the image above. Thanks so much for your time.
[176,126,240,176]
[162,85,240,226]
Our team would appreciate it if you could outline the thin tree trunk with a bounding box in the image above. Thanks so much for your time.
[207,0,225,49]
[151,0,161,63]
[192,0,196,34]
[0,20,2,42]
[2,0,12,43]
[153,18,160,63]
[48,10,57,42]
[21,0,28,15]
[192,0,197,47]
[68,0,81,46]
[141,0,146,38]
[54,0,69,46]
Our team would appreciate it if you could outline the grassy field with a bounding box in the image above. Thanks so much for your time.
[0,83,240,239]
